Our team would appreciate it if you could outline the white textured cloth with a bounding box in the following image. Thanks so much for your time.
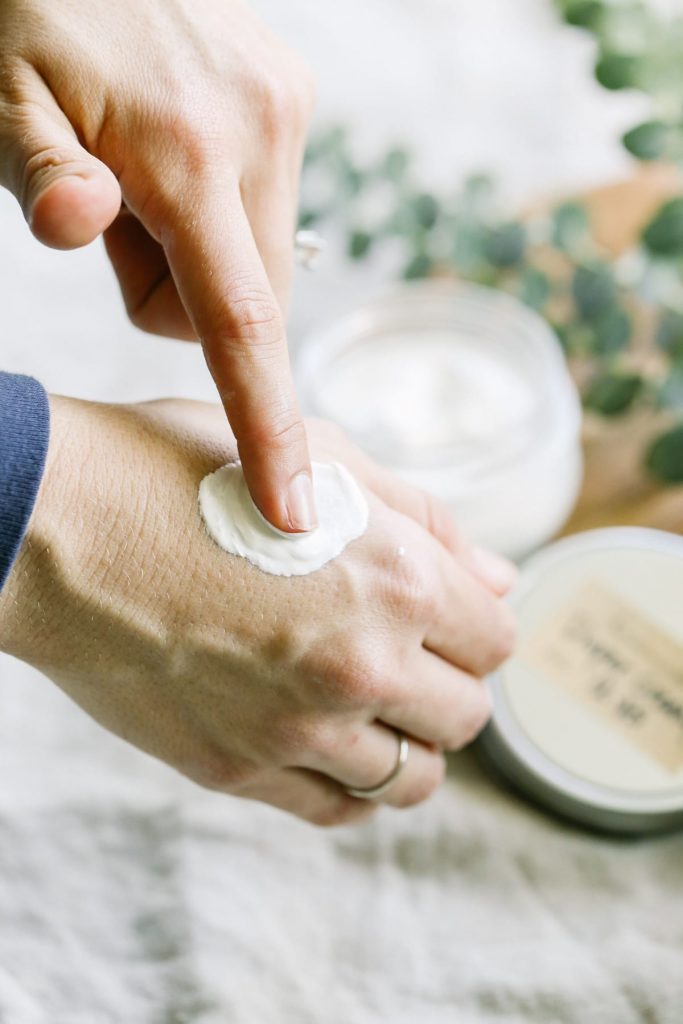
[1,660,682,1024]
[1,1,680,1020]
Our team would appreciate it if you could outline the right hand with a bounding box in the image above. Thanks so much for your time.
[0,397,516,827]
[0,0,316,533]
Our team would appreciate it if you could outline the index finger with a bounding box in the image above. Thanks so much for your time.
[161,183,316,533]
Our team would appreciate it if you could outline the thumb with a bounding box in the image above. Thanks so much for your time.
[2,80,121,250]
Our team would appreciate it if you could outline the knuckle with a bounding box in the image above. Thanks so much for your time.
[159,100,224,172]
[327,645,387,708]
[257,69,313,143]
[219,285,283,347]
[421,491,459,550]
[383,555,435,624]
[268,713,326,761]
[393,756,446,809]
[21,146,81,204]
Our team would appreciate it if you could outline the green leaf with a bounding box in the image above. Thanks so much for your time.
[342,165,365,198]
[482,223,527,268]
[381,146,411,182]
[452,222,486,273]
[304,125,348,165]
[298,209,321,229]
[595,52,641,90]
[552,201,590,253]
[584,372,644,415]
[592,307,633,354]
[622,120,673,161]
[658,366,683,410]
[520,267,552,310]
[411,193,440,230]
[642,198,683,258]
[348,230,373,260]
[462,173,496,213]
[403,251,433,280]
[563,0,605,29]
[656,310,683,361]
[572,263,618,321]
[646,424,683,483]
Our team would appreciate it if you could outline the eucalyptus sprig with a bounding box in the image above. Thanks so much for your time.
[299,0,683,485]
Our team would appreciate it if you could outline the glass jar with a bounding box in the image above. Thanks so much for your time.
[296,280,583,561]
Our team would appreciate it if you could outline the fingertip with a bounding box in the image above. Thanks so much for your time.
[285,470,318,533]
[238,425,318,535]
[30,167,122,250]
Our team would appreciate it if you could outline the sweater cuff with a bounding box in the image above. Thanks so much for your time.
[0,372,51,591]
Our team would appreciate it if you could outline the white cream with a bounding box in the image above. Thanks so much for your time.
[315,331,536,466]
[297,282,583,560]
[198,461,368,577]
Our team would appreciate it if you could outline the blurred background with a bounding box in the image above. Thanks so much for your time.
[0,0,661,396]
[1,2,682,1022]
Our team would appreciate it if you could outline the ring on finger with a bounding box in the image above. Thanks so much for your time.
[344,729,409,801]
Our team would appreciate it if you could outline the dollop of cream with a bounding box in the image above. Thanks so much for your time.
[198,461,368,577]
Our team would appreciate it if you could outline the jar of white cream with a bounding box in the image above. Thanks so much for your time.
[296,280,582,561]
[478,528,683,834]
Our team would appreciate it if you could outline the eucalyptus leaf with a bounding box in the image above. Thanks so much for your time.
[646,424,683,483]
[411,193,440,231]
[595,51,642,90]
[462,173,496,215]
[584,372,644,415]
[552,202,590,253]
[642,198,683,258]
[482,223,527,268]
[592,306,633,354]
[403,251,433,280]
[452,222,487,273]
[563,0,604,29]
[298,209,320,229]
[623,120,673,160]
[519,267,552,310]
[656,310,683,361]
[658,366,683,410]
[381,147,411,182]
[572,263,618,321]
[348,230,373,260]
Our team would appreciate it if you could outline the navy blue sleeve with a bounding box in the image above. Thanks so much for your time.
[0,372,51,591]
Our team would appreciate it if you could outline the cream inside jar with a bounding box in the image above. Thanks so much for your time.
[297,281,583,561]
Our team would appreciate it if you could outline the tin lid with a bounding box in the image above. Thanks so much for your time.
[478,528,683,834]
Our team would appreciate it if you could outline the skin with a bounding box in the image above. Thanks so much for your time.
[0,0,318,532]
[0,398,516,826]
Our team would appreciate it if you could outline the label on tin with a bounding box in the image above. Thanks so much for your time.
[520,581,683,773]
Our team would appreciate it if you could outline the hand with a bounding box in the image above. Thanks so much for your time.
[0,0,316,531]
[0,398,516,827]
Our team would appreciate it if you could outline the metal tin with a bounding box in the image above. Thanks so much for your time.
[478,528,683,834]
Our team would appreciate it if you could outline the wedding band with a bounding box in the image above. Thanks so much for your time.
[294,229,326,270]
[345,731,409,801]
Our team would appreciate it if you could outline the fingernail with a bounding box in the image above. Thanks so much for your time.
[471,545,518,594]
[286,472,317,533]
